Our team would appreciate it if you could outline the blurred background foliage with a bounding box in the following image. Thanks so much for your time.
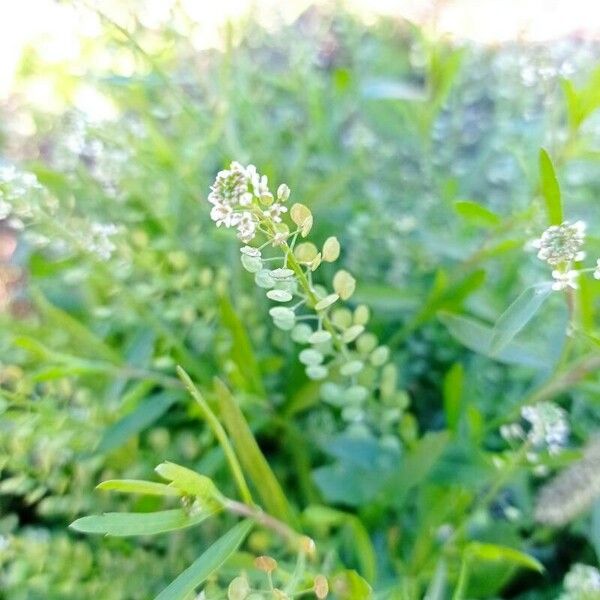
[1,1,600,598]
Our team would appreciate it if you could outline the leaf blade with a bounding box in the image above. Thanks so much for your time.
[70,508,218,537]
[97,479,181,497]
[154,520,254,600]
[214,379,298,528]
[539,149,563,225]
[490,285,552,354]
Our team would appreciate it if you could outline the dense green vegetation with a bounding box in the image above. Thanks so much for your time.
[2,4,600,599]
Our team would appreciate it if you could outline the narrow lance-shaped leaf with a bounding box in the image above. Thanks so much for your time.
[490,284,552,354]
[539,148,563,225]
[443,363,463,433]
[214,378,298,528]
[96,391,180,454]
[454,200,501,228]
[439,312,548,370]
[154,520,254,600]
[466,542,545,573]
[97,479,181,497]
[70,507,218,537]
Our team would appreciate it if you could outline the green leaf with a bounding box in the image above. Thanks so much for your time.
[539,149,562,225]
[490,285,552,354]
[97,479,181,497]
[384,431,450,507]
[70,508,217,537]
[31,289,120,363]
[303,505,377,583]
[443,363,463,433]
[466,542,544,573]
[219,294,265,396]
[154,520,254,600]
[214,379,298,528]
[410,269,486,332]
[424,560,447,600]
[155,462,222,506]
[454,200,501,228]
[96,391,180,454]
[331,570,373,600]
[439,312,547,369]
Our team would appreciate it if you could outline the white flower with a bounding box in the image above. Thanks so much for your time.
[277,183,290,202]
[84,222,118,260]
[551,269,579,291]
[263,203,288,223]
[594,258,600,280]
[208,161,250,207]
[237,226,256,244]
[559,564,600,599]
[210,203,236,228]
[531,220,586,266]
[521,402,569,455]
[239,192,253,206]
[271,232,288,246]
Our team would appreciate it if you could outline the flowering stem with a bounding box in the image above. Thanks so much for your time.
[283,243,348,357]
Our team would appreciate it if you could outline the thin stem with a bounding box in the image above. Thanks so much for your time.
[486,353,600,432]
[446,442,531,548]
[451,553,471,600]
[176,366,254,505]
[224,498,301,546]
[284,244,349,358]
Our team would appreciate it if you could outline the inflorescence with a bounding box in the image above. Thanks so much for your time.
[501,402,569,458]
[531,220,599,291]
[208,162,405,430]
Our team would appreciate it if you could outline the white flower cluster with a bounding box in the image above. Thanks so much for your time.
[501,402,569,456]
[530,220,600,292]
[208,162,405,433]
[532,220,586,266]
[0,164,51,230]
[83,223,118,260]
[208,162,289,243]
[521,402,569,455]
[558,564,600,600]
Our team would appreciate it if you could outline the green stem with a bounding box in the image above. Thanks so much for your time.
[283,244,348,357]
[176,366,254,505]
[451,553,471,600]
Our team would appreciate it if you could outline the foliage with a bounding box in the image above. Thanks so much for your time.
[2,3,600,599]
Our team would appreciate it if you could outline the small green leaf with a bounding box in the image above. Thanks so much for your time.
[96,391,180,454]
[97,479,181,497]
[490,285,552,353]
[154,520,254,600]
[454,200,501,228]
[443,363,463,433]
[439,312,548,369]
[331,570,373,600]
[386,431,450,504]
[466,542,544,573]
[303,505,377,583]
[70,508,217,537]
[539,149,563,225]
[155,462,222,506]
[219,294,265,396]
